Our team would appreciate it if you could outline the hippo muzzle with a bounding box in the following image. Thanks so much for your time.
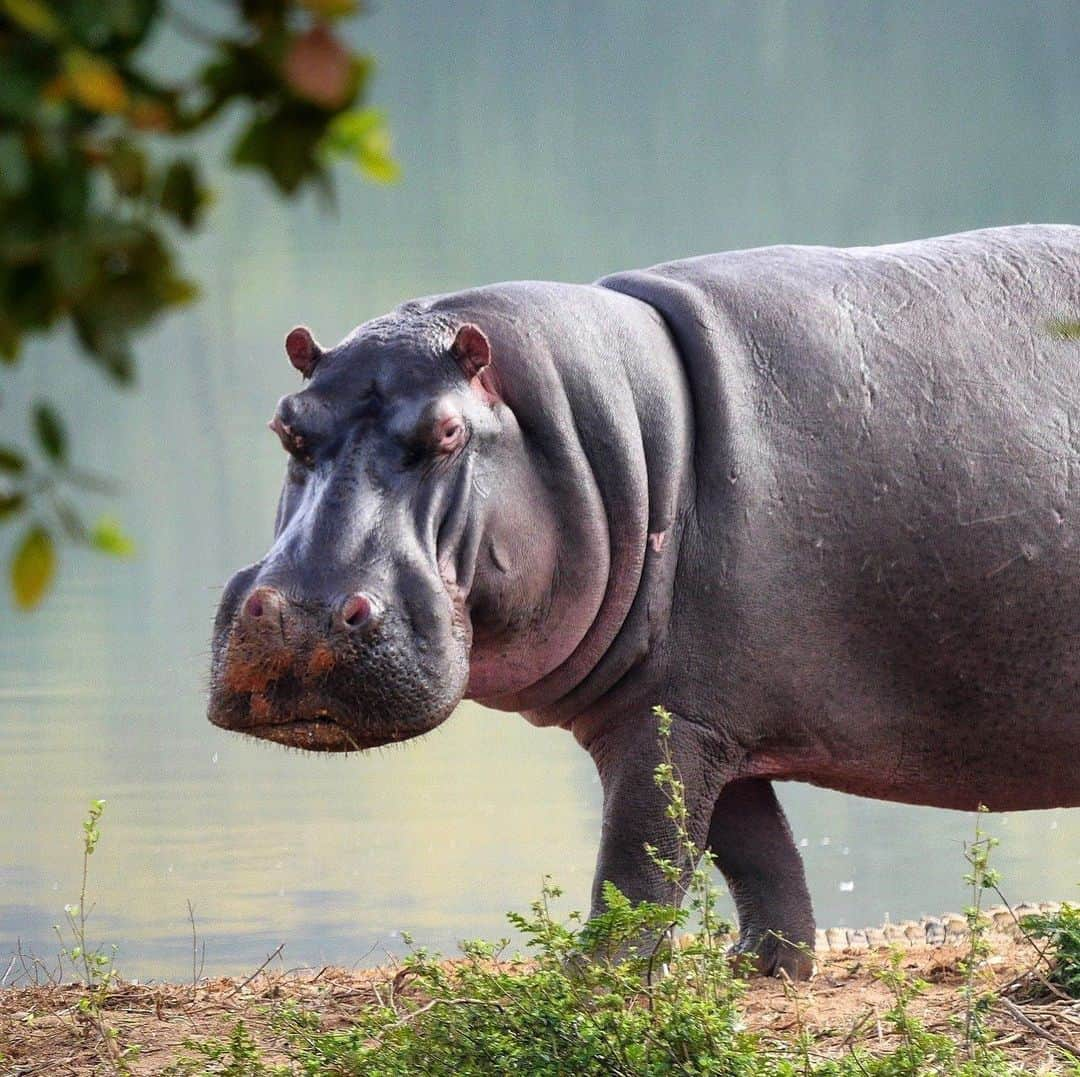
[208,566,470,751]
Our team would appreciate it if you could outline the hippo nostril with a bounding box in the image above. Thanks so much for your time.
[341,592,373,629]
[242,586,281,623]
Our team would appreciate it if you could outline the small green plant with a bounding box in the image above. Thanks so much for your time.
[1049,317,1080,342]
[53,798,139,1074]
[645,705,728,953]
[959,805,1000,1052]
[165,1020,288,1077]
[872,949,960,1072]
[1022,902,1080,999]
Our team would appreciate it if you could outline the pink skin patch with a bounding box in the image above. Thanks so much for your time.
[648,530,667,553]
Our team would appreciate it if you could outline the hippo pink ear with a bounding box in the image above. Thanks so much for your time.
[451,324,491,380]
[285,326,322,378]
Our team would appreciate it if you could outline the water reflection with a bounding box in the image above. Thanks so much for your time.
[2,0,1078,981]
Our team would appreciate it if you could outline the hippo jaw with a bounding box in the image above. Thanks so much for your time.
[207,660,464,753]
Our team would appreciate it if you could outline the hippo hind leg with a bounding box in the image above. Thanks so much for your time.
[707,778,816,979]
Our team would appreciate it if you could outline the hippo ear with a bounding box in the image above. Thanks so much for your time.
[451,324,491,380]
[285,326,322,378]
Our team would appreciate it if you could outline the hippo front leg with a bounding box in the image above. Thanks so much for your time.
[585,714,729,952]
[707,778,815,979]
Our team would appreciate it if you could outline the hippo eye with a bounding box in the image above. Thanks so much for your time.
[435,418,465,453]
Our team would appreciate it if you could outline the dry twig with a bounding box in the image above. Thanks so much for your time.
[998,995,1079,1058]
[227,943,285,997]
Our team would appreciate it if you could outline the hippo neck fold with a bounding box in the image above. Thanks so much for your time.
[424,281,695,725]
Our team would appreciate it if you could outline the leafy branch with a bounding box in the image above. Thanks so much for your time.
[0,0,398,608]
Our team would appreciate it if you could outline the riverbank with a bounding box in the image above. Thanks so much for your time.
[3,909,1079,1075]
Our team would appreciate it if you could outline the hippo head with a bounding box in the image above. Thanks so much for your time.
[208,312,511,752]
[209,284,678,752]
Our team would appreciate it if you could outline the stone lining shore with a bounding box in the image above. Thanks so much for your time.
[810,900,1059,953]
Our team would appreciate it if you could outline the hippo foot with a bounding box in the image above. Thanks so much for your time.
[730,931,815,980]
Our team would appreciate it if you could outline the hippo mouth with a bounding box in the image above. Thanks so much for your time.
[208,671,452,753]
[216,710,427,753]
[238,713,364,753]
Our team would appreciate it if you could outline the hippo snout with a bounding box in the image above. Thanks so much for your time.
[240,585,381,641]
[208,577,467,753]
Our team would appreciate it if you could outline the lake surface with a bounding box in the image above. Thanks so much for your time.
[2,1,1079,982]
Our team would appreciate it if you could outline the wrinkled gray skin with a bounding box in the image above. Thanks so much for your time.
[210,225,1080,978]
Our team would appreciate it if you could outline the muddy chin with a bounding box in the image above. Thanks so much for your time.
[207,589,469,752]
[207,686,453,752]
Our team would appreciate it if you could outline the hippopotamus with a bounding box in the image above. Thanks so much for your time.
[209,224,1080,976]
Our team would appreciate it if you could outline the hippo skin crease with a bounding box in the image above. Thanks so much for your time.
[209,225,1080,978]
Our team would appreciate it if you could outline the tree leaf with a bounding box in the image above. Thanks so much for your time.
[0,133,30,196]
[283,25,354,109]
[1,0,63,40]
[11,525,56,609]
[322,108,400,184]
[0,446,26,473]
[49,234,94,297]
[232,111,324,195]
[32,403,67,463]
[300,0,359,16]
[159,159,206,230]
[90,515,134,557]
[88,343,136,386]
[106,139,148,198]
[63,50,129,114]
[0,318,21,361]
[0,491,26,520]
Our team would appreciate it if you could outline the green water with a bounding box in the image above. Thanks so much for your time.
[2,1,1079,982]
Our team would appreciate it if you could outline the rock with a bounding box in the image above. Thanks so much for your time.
[825,927,849,951]
[924,917,946,946]
[865,928,889,949]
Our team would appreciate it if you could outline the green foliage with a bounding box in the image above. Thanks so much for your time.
[959,805,1000,1051]
[1022,902,1080,999]
[859,949,1038,1077]
[3,397,133,607]
[90,514,135,557]
[271,887,755,1076]
[53,799,140,1074]
[10,523,55,608]
[168,1021,290,1077]
[0,0,397,608]
[32,401,66,462]
[1049,318,1080,341]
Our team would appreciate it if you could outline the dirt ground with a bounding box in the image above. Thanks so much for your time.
[3,935,1080,1075]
